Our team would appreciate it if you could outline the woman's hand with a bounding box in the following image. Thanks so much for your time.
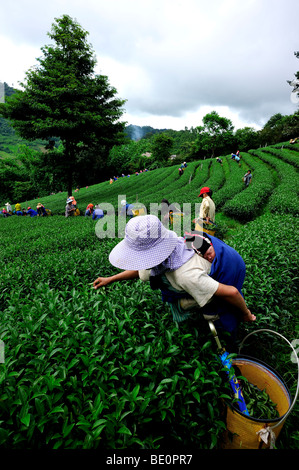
[93,277,112,289]
[93,270,139,290]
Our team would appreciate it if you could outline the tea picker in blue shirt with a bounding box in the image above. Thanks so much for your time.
[27,207,38,217]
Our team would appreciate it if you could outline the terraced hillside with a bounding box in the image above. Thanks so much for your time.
[0,141,298,450]
[10,140,298,223]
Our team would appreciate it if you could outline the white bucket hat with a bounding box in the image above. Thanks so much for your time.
[109,215,179,270]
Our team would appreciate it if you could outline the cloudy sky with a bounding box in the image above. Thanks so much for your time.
[1,0,299,131]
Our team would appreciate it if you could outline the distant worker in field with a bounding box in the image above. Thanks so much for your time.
[161,198,174,225]
[85,204,94,217]
[92,204,104,220]
[161,198,183,227]
[5,203,12,213]
[92,215,255,346]
[69,196,76,206]
[65,198,76,217]
[198,187,216,223]
[232,151,241,165]
[243,170,252,188]
[68,196,80,216]
[37,203,47,216]
[26,206,38,217]
[178,167,183,177]
[120,199,134,218]
[15,202,22,212]
[234,155,241,165]
[1,208,10,217]
[216,157,222,164]
[15,204,23,216]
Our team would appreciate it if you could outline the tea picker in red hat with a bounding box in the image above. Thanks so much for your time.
[197,187,215,224]
[85,203,94,217]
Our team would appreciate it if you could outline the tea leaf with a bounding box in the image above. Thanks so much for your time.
[117,426,132,436]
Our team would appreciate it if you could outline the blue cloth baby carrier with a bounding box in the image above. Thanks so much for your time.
[150,231,246,333]
[200,233,246,332]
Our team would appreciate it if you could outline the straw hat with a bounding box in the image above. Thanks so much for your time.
[109,215,178,270]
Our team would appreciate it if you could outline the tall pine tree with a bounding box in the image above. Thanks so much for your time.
[0,15,126,195]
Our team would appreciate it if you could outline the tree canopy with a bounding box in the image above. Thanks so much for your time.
[0,15,126,195]
[193,111,235,157]
[151,133,174,163]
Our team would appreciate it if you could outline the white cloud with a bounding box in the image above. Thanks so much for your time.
[0,36,41,88]
[1,0,299,130]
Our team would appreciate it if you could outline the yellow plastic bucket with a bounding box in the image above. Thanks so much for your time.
[221,356,291,449]
[220,330,299,449]
[132,208,146,217]
[195,220,216,236]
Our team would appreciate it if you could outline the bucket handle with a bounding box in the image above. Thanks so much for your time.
[238,328,299,429]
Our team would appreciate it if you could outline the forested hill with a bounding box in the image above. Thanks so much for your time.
[0,82,167,146]
[0,82,46,153]
[125,124,170,141]
[0,87,21,142]
[2,82,16,98]
[0,117,167,153]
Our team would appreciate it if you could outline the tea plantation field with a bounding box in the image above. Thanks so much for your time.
[0,142,298,450]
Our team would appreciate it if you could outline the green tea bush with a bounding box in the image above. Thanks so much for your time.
[0,217,231,449]
[165,160,212,217]
[213,156,245,210]
[200,158,225,193]
[18,159,213,221]
[0,159,298,450]
[249,149,299,216]
[141,160,200,208]
[222,152,276,221]
[271,143,299,168]
[226,214,298,334]
[22,167,175,216]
